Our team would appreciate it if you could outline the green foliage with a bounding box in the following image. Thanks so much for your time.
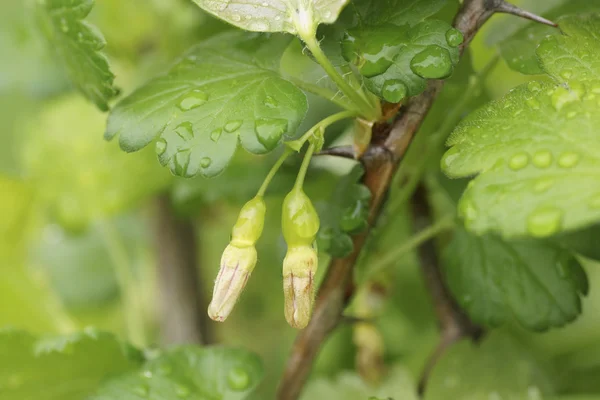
[0,329,142,399]
[90,346,263,400]
[24,95,171,232]
[443,227,588,330]
[424,332,554,399]
[106,32,307,178]
[443,14,600,237]
[301,365,417,400]
[35,0,117,110]
[317,166,371,257]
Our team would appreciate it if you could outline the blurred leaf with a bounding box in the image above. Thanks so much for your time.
[106,32,307,178]
[0,177,71,332]
[443,227,587,330]
[424,332,554,400]
[23,95,171,232]
[0,329,142,399]
[497,2,600,75]
[90,346,263,400]
[301,365,418,400]
[554,224,600,261]
[191,0,348,35]
[35,0,117,110]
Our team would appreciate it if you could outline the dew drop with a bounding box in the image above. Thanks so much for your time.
[264,95,278,108]
[360,51,394,78]
[224,120,242,133]
[175,384,191,398]
[533,178,554,193]
[381,79,407,103]
[210,128,222,142]
[231,14,241,22]
[560,69,573,80]
[588,194,600,209]
[527,81,542,93]
[526,97,540,110]
[557,151,580,168]
[177,90,208,111]
[174,122,194,141]
[410,45,453,79]
[227,366,251,391]
[532,150,552,168]
[445,28,464,47]
[255,118,287,150]
[551,86,580,111]
[527,206,563,237]
[509,152,529,170]
[174,151,191,177]
[200,157,212,168]
[155,139,167,156]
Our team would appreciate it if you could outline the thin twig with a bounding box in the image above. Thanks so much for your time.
[411,185,483,394]
[315,145,355,159]
[277,1,528,398]
[154,194,212,345]
[494,0,558,27]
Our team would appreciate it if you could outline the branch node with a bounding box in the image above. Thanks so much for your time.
[494,0,558,27]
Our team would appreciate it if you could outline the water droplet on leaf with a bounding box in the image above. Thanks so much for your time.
[200,157,212,168]
[532,150,552,168]
[155,139,167,156]
[551,86,580,111]
[527,81,542,93]
[560,69,573,80]
[527,206,562,237]
[250,21,269,31]
[177,90,208,111]
[175,122,194,141]
[381,79,407,103]
[224,120,242,133]
[227,366,251,391]
[210,128,222,142]
[264,95,278,108]
[410,45,453,79]
[174,151,191,177]
[255,118,287,150]
[445,28,463,47]
[557,151,580,168]
[509,152,529,170]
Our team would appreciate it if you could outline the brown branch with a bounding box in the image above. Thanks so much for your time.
[154,194,212,345]
[276,1,513,398]
[411,185,483,394]
[314,145,355,159]
[494,0,557,27]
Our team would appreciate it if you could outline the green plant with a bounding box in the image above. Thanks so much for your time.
[3,0,600,399]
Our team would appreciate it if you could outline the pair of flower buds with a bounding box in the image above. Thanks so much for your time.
[207,188,320,329]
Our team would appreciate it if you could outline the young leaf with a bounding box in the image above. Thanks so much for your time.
[106,32,307,178]
[24,96,171,232]
[191,0,349,35]
[424,333,554,400]
[442,14,600,237]
[443,227,588,331]
[35,0,117,111]
[90,346,263,400]
[343,20,461,102]
[0,329,142,400]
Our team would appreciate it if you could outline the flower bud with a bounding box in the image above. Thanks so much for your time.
[281,189,320,329]
[208,197,266,322]
[282,245,318,329]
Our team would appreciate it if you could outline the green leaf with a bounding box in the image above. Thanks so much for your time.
[106,32,307,178]
[90,346,263,400]
[35,0,117,111]
[424,332,554,400]
[442,15,600,237]
[443,227,587,330]
[342,20,461,102]
[301,365,418,400]
[555,224,600,261]
[0,329,142,400]
[317,165,371,258]
[191,0,349,35]
[24,95,172,232]
[496,1,600,75]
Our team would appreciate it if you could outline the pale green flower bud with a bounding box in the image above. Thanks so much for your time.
[282,245,318,329]
[208,197,265,322]
[281,189,320,329]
